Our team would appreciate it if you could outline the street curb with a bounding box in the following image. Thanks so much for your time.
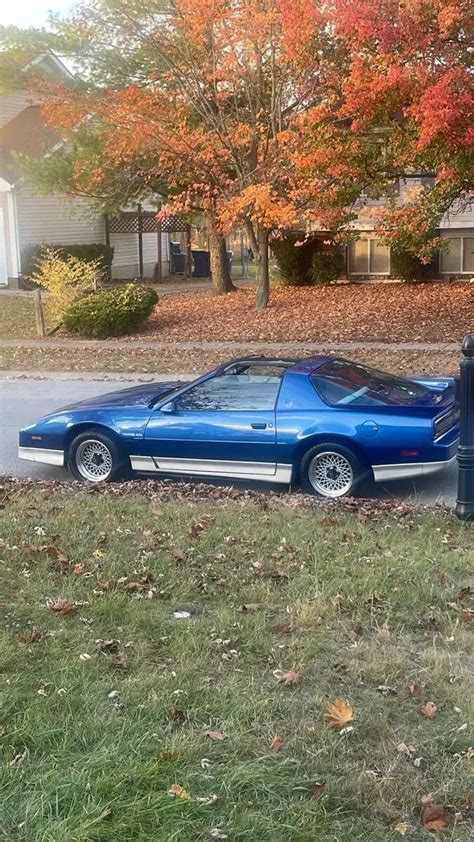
[0,339,460,350]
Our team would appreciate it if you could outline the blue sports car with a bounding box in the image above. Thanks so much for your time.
[18,356,459,498]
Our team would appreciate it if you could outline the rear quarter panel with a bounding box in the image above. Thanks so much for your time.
[275,372,434,467]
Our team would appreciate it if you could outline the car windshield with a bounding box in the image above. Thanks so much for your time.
[311,360,434,407]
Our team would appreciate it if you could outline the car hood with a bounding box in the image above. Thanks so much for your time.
[59,381,184,411]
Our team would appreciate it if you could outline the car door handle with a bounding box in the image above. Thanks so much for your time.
[251,422,267,429]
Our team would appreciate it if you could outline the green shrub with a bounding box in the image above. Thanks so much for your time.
[311,251,345,284]
[390,248,432,282]
[271,232,321,286]
[63,284,158,338]
[21,243,114,282]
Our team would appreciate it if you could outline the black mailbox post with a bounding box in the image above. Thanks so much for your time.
[455,335,474,521]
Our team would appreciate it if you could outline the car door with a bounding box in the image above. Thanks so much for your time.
[140,368,280,480]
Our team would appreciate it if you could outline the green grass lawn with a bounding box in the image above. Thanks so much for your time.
[1,482,473,841]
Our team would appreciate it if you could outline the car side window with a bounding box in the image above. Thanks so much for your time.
[175,373,281,411]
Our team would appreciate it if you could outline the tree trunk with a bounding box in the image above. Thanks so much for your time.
[206,213,236,294]
[255,225,270,310]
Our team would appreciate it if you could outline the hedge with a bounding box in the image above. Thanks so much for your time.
[390,248,433,282]
[311,251,345,284]
[271,232,321,286]
[63,284,158,338]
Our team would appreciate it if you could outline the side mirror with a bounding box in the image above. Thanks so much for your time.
[160,400,176,414]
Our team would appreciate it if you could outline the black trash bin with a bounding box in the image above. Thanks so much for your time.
[171,252,186,274]
[192,250,211,277]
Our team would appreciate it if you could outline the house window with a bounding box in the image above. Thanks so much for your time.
[348,238,390,274]
[440,237,474,273]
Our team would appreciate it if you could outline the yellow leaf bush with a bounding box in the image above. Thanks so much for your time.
[31,248,100,324]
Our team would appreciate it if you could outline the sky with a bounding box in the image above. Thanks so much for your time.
[2,1,73,28]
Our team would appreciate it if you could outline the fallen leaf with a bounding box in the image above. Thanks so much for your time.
[170,707,186,726]
[408,682,424,696]
[270,735,284,751]
[20,628,42,644]
[26,544,68,565]
[458,586,472,606]
[397,742,417,757]
[160,749,184,761]
[273,622,291,635]
[168,784,190,800]
[240,603,262,612]
[170,548,186,561]
[311,781,326,800]
[125,581,146,592]
[422,798,449,831]
[196,793,219,805]
[97,580,113,591]
[462,609,473,622]
[97,639,120,653]
[421,702,438,718]
[73,563,85,575]
[111,652,128,670]
[376,684,397,696]
[323,698,353,729]
[206,731,227,741]
[278,667,301,687]
[209,828,228,839]
[48,597,75,615]
[392,821,415,835]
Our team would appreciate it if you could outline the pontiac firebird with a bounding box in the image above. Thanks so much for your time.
[18,356,459,498]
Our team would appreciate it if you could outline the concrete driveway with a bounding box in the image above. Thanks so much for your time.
[0,377,458,506]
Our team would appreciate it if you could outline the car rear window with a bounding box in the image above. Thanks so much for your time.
[311,360,433,407]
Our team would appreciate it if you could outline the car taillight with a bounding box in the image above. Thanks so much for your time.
[434,405,460,440]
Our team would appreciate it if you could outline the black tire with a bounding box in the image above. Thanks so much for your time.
[68,431,125,483]
[299,443,367,498]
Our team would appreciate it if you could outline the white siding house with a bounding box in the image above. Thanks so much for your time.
[0,55,170,287]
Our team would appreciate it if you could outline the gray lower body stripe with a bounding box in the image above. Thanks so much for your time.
[130,455,293,484]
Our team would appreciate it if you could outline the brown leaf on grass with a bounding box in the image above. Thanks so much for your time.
[170,548,186,561]
[168,784,190,800]
[97,639,119,653]
[421,702,438,719]
[48,597,75,615]
[270,735,284,751]
[26,544,68,564]
[20,628,42,643]
[170,707,186,726]
[160,749,184,761]
[462,608,473,622]
[73,563,85,575]
[310,781,326,800]
[97,580,113,591]
[323,698,353,729]
[278,670,300,686]
[422,797,449,831]
[408,682,425,696]
[111,651,128,670]
[125,581,147,593]
[206,731,227,741]
[273,622,291,635]
[240,603,262,612]
[458,586,472,606]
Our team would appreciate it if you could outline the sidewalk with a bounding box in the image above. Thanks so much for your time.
[0,338,460,350]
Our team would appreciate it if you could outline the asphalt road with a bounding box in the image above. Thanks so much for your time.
[0,378,458,506]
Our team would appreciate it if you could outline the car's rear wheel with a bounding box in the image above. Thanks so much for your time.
[69,431,124,483]
[300,443,366,498]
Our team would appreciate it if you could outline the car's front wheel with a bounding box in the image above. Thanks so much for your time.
[69,431,124,483]
[300,443,366,498]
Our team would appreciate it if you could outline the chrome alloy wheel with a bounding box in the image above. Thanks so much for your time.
[75,439,113,482]
[308,450,354,498]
